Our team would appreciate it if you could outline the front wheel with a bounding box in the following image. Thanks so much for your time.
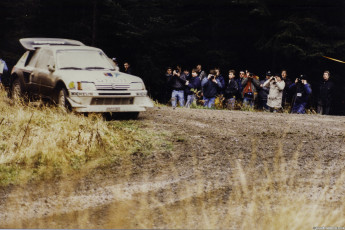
[57,88,70,111]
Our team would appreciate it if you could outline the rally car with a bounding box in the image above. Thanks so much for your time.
[8,38,153,118]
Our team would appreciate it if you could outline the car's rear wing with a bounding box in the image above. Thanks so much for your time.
[20,38,85,51]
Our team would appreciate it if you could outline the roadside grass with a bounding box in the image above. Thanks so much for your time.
[0,88,169,186]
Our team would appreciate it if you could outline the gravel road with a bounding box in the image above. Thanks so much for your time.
[1,107,344,228]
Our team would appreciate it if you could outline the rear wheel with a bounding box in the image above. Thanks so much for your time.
[11,78,22,100]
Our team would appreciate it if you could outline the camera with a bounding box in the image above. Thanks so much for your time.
[210,75,215,80]
[297,75,305,83]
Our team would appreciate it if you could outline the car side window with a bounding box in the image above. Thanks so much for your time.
[27,50,41,67]
[36,49,54,70]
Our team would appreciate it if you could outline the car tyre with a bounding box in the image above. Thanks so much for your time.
[11,78,22,101]
[57,88,70,111]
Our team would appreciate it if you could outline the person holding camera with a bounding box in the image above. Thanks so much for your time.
[241,71,260,108]
[263,73,285,112]
[215,67,225,95]
[201,69,223,108]
[185,68,201,108]
[167,66,187,108]
[317,71,334,115]
[289,75,312,114]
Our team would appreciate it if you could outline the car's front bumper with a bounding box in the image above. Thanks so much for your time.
[67,90,154,113]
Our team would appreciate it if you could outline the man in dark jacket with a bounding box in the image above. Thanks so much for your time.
[162,67,173,104]
[185,68,201,108]
[236,70,245,103]
[215,67,225,95]
[224,70,238,110]
[167,67,187,108]
[290,75,312,114]
[201,70,223,108]
[317,70,334,115]
[123,62,133,75]
[258,71,271,111]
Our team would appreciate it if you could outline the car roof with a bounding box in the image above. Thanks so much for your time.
[45,45,103,52]
[20,38,85,51]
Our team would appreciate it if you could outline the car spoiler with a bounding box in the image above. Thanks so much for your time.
[19,38,85,51]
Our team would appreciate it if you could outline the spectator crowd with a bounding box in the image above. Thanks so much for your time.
[0,56,336,115]
[165,65,334,115]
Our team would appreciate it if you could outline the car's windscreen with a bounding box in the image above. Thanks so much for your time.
[56,50,114,70]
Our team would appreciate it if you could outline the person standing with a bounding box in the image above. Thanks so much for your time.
[185,68,201,108]
[224,70,239,110]
[0,58,8,84]
[236,70,245,103]
[241,71,260,108]
[167,67,186,108]
[290,75,312,114]
[123,62,133,74]
[317,71,334,115]
[201,70,223,108]
[215,67,225,95]
[196,64,207,81]
[281,69,292,109]
[263,73,285,112]
[163,67,173,104]
[258,71,271,111]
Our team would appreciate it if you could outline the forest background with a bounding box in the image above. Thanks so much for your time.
[1,0,345,114]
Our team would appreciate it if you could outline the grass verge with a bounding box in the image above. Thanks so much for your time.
[0,88,169,186]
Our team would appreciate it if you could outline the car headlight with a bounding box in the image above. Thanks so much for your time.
[77,82,96,91]
[130,82,145,90]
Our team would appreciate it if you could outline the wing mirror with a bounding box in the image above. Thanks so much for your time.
[48,64,55,72]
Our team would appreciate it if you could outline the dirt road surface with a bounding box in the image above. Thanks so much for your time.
[1,107,344,228]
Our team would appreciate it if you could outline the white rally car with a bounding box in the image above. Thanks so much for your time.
[10,38,153,118]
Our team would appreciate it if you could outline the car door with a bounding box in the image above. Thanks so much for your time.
[32,48,56,98]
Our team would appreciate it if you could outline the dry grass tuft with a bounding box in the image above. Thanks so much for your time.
[0,88,166,186]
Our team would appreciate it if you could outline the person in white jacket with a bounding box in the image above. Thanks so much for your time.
[263,73,285,112]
